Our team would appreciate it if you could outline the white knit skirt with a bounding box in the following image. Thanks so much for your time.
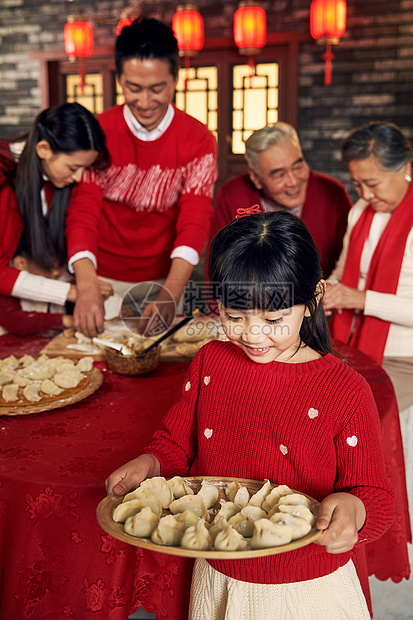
[189,558,370,620]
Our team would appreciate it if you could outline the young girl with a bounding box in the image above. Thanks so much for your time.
[106,211,394,619]
[0,102,111,309]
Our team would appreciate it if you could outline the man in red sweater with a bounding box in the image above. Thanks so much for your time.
[208,123,352,278]
[66,18,217,337]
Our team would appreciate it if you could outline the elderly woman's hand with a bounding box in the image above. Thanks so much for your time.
[322,282,366,316]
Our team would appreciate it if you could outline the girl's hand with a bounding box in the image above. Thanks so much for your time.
[322,283,366,315]
[105,454,161,496]
[314,492,366,554]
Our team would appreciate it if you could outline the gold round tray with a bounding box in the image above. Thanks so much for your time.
[97,476,322,559]
[0,367,103,416]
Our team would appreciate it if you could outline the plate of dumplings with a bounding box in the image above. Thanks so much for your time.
[0,354,102,416]
[96,476,322,559]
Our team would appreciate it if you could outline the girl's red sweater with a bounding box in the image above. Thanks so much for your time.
[145,340,394,585]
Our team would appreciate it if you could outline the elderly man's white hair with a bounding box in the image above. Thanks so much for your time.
[244,123,301,172]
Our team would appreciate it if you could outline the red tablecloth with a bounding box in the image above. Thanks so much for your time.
[0,334,410,620]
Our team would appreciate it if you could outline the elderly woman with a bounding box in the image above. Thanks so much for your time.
[323,122,413,559]
[323,121,413,413]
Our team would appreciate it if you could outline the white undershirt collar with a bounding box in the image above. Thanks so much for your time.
[123,104,175,141]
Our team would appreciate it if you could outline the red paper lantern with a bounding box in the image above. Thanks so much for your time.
[310,0,347,85]
[233,1,266,56]
[64,19,94,60]
[172,5,204,57]
[64,18,94,94]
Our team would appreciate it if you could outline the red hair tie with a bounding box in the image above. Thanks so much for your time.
[235,204,262,219]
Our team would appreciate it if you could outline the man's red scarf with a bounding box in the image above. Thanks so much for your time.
[330,182,413,364]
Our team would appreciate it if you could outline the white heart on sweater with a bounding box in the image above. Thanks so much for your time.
[185,381,191,391]
[347,436,358,447]
[204,428,213,439]
[280,444,288,455]
[204,376,210,385]
[308,408,319,419]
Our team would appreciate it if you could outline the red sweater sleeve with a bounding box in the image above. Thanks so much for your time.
[0,294,64,336]
[0,170,24,295]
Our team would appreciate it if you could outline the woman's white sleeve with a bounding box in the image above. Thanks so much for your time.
[11,271,71,305]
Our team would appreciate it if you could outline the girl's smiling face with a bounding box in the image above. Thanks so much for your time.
[218,303,309,364]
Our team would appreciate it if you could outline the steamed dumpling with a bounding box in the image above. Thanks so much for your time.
[124,506,159,538]
[181,519,213,550]
[173,509,201,529]
[2,383,19,401]
[168,476,194,499]
[169,494,208,519]
[76,356,94,372]
[54,371,84,389]
[214,521,248,551]
[113,499,148,523]
[248,479,272,508]
[22,363,54,381]
[227,512,254,538]
[22,383,41,402]
[151,514,187,546]
[41,379,63,396]
[197,480,219,510]
[214,499,239,521]
[121,487,163,517]
[278,504,316,526]
[270,512,311,540]
[277,493,312,509]
[140,476,174,508]
[262,485,293,513]
[250,519,293,549]
[209,515,227,542]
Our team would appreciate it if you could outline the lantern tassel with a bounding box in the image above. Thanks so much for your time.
[78,58,85,94]
[323,43,334,86]
[248,56,256,89]
[184,56,190,92]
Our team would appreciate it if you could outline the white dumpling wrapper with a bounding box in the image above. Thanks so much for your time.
[228,512,254,538]
[168,476,194,499]
[22,383,41,403]
[113,499,149,523]
[262,485,293,513]
[197,480,219,510]
[54,371,84,389]
[121,487,162,517]
[251,519,293,549]
[270,512,311,540]
[124,506,159,537]
[214,521,248,551]
[2,383,19,401]
[173,509,200,528]
[277,504,316,526]
[140,476,174,508]
[277,493,312,509]
[41,379,63,396]
[214,499,239,521]
[76,356,94,372]
[181,519,213,550]
[151,514,187,546]
[248,479,272,508]
[169,494,208,519]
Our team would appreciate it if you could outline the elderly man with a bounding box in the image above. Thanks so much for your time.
[208,123,351,278]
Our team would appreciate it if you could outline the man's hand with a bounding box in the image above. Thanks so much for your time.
[73,258,105,337]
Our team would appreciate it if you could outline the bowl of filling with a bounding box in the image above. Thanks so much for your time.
[103,341,161,376]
